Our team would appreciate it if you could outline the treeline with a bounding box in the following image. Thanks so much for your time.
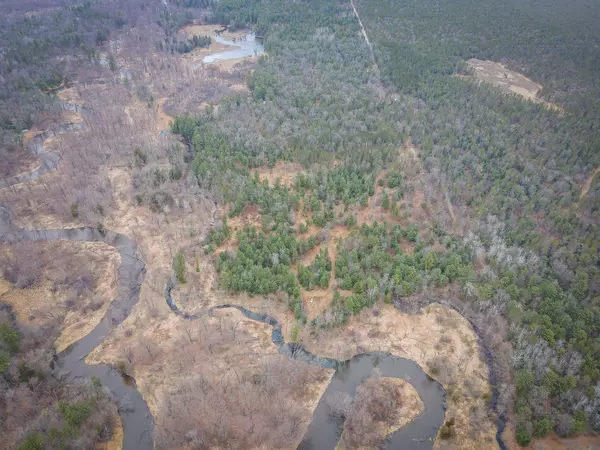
[157,34,211,54]
[298,248,331,290]
[333,222,470,311]
[170,0,600,441]
[215,225,319,317]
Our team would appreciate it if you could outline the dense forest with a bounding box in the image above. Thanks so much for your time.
[170,0,600,445]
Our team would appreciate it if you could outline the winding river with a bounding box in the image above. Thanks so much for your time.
[166,281,447,449]
[0,85,506,449]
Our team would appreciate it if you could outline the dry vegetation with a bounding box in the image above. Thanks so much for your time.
[303,303,498,449]
[90,305,333,449]
[338,376,424,449]
[0,240,120,352]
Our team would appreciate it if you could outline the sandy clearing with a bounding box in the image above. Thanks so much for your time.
[155,97,174,133]
[579,166,600,201]
[257,160,305,188]
[463,59,562,112]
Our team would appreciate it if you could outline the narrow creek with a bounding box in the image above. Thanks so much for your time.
[0,218,154,449]
[0,104,89,189]
[166,280,447,449]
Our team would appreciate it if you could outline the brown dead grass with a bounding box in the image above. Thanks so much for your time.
[97,414,122,450]
[256,160,305,188]
[0,241,120,353]
[3,56,501,450]
[155,97,174,133]
[297,226,352,320]
[181,24,249,41]
[579,166,600,201]
[22,109,84,145]
[338,377,424,449]
[211,54,263,72]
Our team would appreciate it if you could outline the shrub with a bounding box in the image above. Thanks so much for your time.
[58,400,92,427]
[439,425,453,439]
[516,422,532,446]
[533,417,553,437]
[0,322,21,353]
[16,433,45,450]
[115,361,127,375]
[173,250,186,283]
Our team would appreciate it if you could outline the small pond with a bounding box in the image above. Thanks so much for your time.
[199,33,264,65]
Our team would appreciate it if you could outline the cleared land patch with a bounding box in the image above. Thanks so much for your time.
[463,59,561,111]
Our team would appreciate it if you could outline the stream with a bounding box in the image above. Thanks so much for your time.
[166,280,447,449]
[0,105,89,189]
[0,84,505,450]
[0,215,154,449]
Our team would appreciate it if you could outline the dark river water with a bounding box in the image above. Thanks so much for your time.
[168,282,447,449]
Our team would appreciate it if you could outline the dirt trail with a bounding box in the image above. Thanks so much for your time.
[443,184,456,225]
[350,0,377,69]
[579,166,600,201]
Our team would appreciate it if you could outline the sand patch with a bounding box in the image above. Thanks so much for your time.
[462,59,561,112]
[579,166,600,201]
